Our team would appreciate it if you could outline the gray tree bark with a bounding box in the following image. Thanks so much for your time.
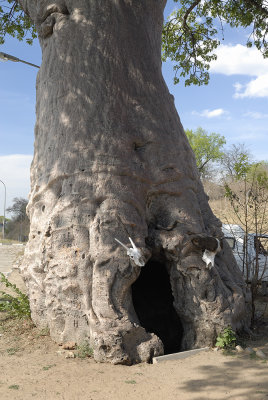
[18,0,251,364]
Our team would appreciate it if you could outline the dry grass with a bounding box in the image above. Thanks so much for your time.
[204,180,268,234]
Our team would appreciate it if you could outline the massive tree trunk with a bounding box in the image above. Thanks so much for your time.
[18,0,251,364]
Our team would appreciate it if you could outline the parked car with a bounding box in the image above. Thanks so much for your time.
[222,224,268,295]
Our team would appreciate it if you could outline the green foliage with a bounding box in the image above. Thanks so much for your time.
[7,346,19,355]
[0,272,31,319]
[0,216,10,223]
[220,143,252,180]
[76,342,94,358]
[216,326,236,348]
[163,2,219,86]
[233,155,251,180]
[185,127,226,177]
[8,384,20,390]
[0,0,36,45]
[247,163,268,189]
[163,0,268,85]
[225,162,268,201]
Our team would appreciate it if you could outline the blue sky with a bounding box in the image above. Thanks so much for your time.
[0,0,267,212]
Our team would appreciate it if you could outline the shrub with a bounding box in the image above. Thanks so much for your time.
[216,327,236,349]
[0,272,31,318]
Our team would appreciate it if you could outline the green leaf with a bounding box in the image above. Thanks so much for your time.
[163,0,268,86]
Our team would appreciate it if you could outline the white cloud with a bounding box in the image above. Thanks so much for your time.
[0,155,32,212]
[234,74,268,98]
[210,44,268,98]
[233,82,243,92]
[192,108,228,118]
[210,44,268,76]
[243,111,268,119]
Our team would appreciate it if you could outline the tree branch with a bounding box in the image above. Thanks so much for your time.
[183,0,203,29]
[198,157,213,172]
[244,0,268,18]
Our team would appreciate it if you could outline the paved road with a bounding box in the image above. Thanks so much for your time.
[0,244,25,275]
[0,244,26,293]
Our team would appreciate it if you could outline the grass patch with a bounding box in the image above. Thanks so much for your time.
[42,364,56,371]
[6,347,19,355]
[76,342,93,359]
[0,238,24,245]
[8,384,19,390]
[125,380,136,384]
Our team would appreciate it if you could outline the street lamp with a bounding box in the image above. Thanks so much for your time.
[0,180,6,241]
[0,51,39,69]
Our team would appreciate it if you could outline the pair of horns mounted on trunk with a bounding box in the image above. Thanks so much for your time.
[114,235,222,269]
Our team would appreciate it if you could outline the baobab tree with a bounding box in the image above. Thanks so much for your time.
[2,0,266,364]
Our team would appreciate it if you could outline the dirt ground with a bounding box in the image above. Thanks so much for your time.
[0,304,267,400]
[1,270,268,400]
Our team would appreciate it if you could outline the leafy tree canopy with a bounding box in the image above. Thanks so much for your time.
[235,160,268,187]
[185,127,226,177]
[162,0,268,86]
[0,1,267,85]
[0,0,36,45]
[221,143,268,185]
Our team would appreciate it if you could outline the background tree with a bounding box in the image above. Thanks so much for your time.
[185,127,226,179]
[6,197,29,242]
[0,215,10,239]
[0,0,252,364]
[6,197,28,221]
[220,143,252,181]
[224,161,268,320]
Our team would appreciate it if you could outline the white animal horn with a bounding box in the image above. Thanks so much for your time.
[128,237,137,250]
[115,238,129,251]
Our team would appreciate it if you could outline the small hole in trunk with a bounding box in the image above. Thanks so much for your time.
[132,260,183,355]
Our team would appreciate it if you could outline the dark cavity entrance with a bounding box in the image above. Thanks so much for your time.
[132,260,183,355]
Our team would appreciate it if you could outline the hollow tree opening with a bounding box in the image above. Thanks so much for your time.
[132,260,183,355]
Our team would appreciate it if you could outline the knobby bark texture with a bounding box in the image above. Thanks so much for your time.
[18,0,251,364]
